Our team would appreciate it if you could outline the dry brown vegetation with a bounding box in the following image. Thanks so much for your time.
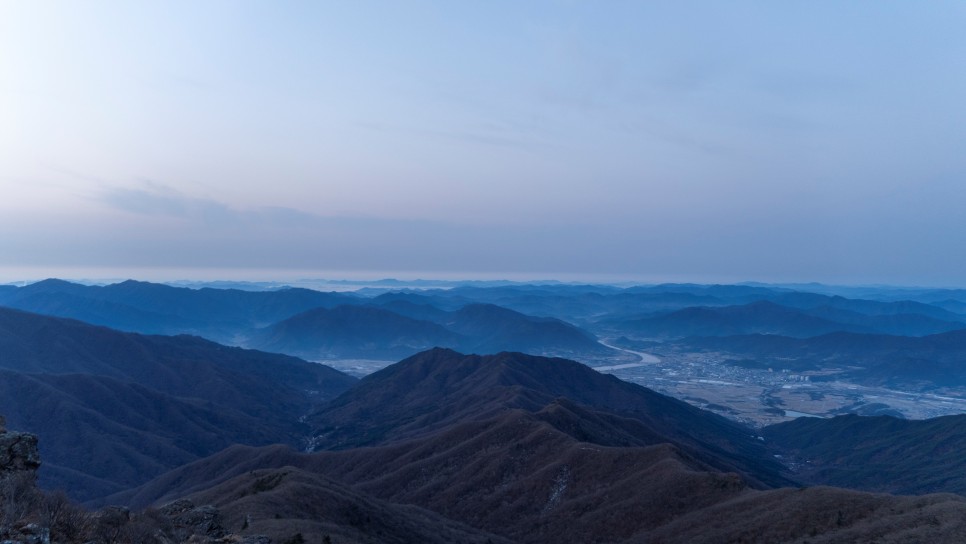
[116,405,966,543]
[13,347,966,543]
[188,467,511,544]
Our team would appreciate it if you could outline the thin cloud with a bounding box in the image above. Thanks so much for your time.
[96,180,454,232]
[98,181,322,228]
[353,121,554,153]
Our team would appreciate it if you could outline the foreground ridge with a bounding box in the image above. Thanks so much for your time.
[112,349,966,543]
[0,417,273,543]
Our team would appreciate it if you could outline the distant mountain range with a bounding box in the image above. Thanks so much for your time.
[248,302,612,360]
[4,278,966,356]
[6,277,966,427]
[677,329,966,389]
[429,282,966,325]
[249,305,464,360]
[602,300,966,339]
[0,280,615,360]
[0,278,356,343]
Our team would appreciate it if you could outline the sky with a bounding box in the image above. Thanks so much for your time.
[2,1,965,286]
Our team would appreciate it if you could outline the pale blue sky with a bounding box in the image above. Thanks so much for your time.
[2,1,965,285]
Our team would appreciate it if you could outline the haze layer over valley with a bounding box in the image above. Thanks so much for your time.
[5,277,966,428]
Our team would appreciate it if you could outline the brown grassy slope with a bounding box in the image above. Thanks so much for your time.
[186,466,512,544]
[114,403,966,543]
[638,486,966,544]
[324,410,750,544]
[115,407,752,543]
[107,348,966,543]
[307,348,790,488]
[106,443,303,508]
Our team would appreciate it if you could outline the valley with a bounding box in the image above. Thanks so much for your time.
[5,278,966,542]
[592,347,966,426]
[6,278,966,428]
[317,338,966,427]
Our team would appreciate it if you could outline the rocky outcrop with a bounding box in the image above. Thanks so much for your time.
[156,499,271,543]
[0,422,40,475]
[0,420,44,544]
[159,499,227,541]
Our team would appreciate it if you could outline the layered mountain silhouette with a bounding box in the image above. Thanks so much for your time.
[5,279,966,365]
[766,291,966,322]
[0,279,356,343]
[603,300,966,339]
[248,305,463,360]
[440,303,607,354]
[1,280,615,361]
[432,282,966,329]
[606,301,850,338]
[249,303,612,360]
[0,307,355,501]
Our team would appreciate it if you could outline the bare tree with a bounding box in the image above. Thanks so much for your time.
[0,472,40,527]
[40,490,90,542]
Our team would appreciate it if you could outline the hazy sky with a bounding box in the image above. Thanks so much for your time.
[2,1,965,285]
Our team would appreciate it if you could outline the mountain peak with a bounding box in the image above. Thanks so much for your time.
[20,278,87,293]
[308,348,789,487]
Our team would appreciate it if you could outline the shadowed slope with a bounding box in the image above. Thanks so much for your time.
[0,307,356,501]
[185,466,512,544]
[0,307,355,407]
[639,486,966,544]
[307,348,788,487]
[110,408,754,543]
[763,414,966,495]
[316,409,751,544]
[0,371,298,501]
[117,403,966,543]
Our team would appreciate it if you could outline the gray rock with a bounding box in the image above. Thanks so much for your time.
[160,499,227,540]
[237,536,272,544]
[159,498,196,517]
[0,431,40,474]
